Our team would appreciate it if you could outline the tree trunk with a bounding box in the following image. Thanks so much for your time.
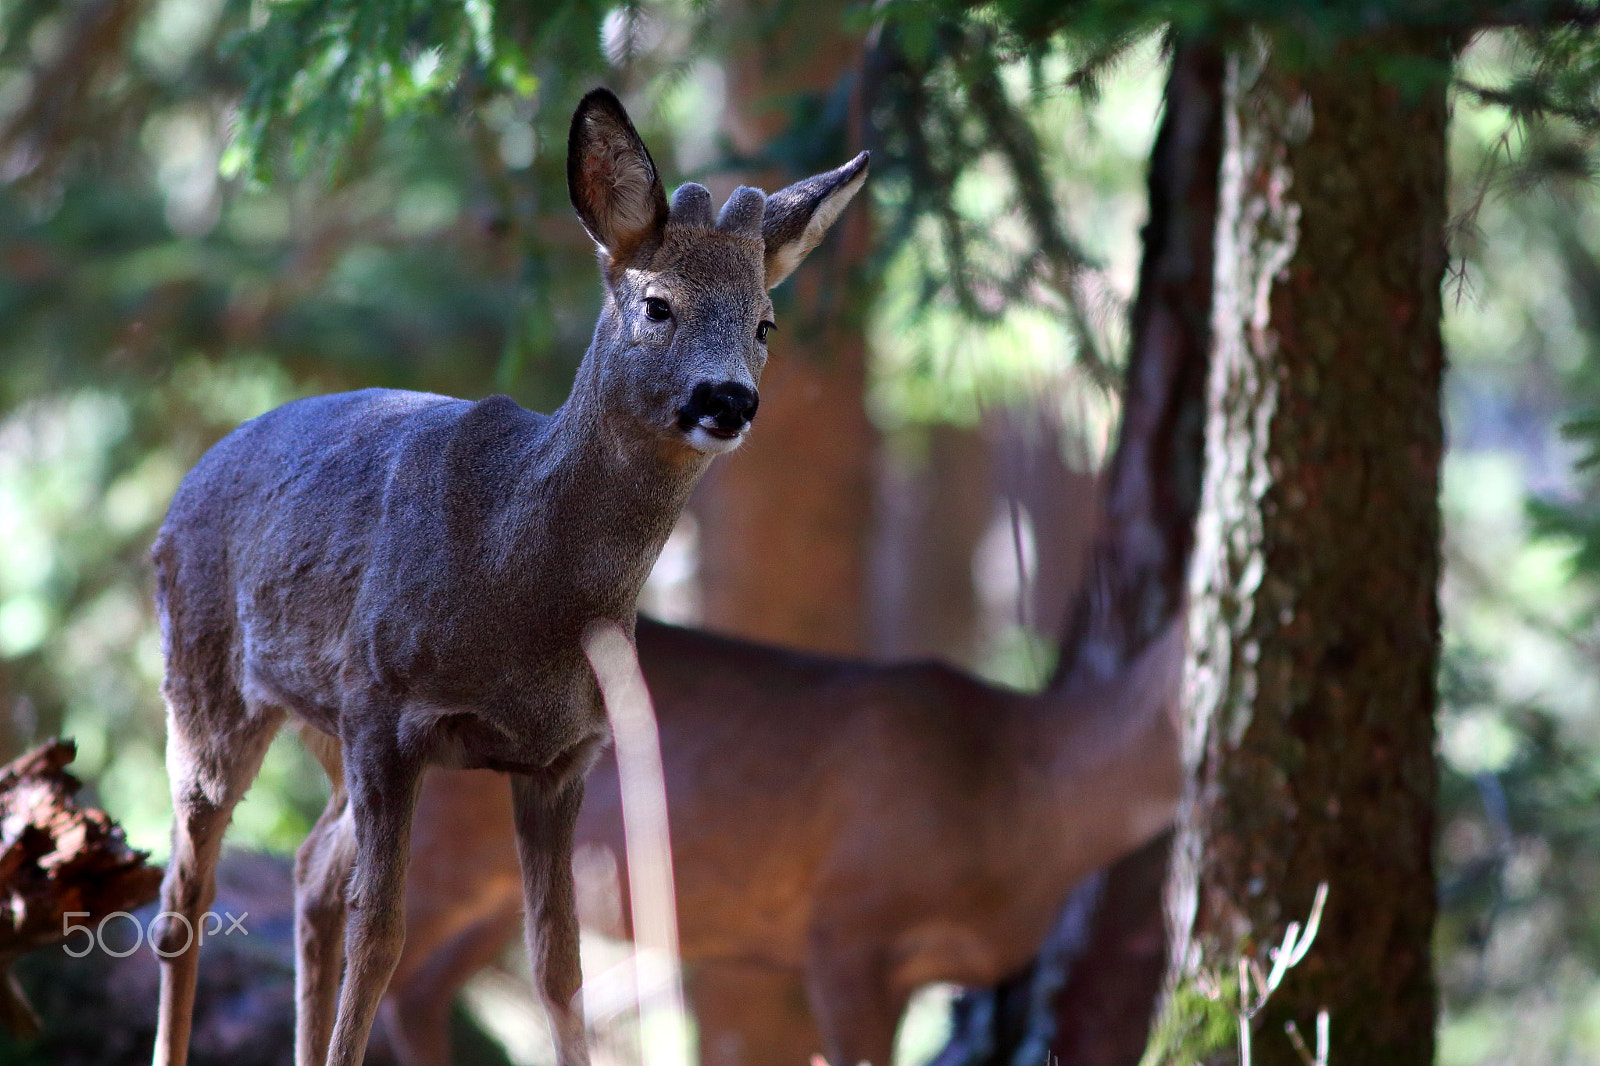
[694,9,877,655]
[1159,34,1448,1066]
[933,38,1224,1066]
[869,423,992,666]
[868,416,1097,671]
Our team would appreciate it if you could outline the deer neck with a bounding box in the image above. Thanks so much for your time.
[495,339,711,612]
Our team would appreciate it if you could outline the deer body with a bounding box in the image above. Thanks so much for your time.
[149,88,866,1066]
[187,389,683,770]
[382,616,1182,1066]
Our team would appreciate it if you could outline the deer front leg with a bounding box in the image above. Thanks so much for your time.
[154,703,281,1066]
[511,774,589,1066]
[324,730,424,1066]
[294,784,355,1066]
[689,961,823,1066]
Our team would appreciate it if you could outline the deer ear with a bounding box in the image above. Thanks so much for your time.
[761,151,869,290]
[568,88,669,268]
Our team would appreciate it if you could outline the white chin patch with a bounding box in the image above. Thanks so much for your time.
[685,425,746,455]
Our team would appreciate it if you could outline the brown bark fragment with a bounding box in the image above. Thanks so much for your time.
[0,739,163,1037]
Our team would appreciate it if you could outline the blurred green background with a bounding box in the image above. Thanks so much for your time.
[0,1,1598,1062]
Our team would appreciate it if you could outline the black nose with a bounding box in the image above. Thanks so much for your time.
[678,381,759,437]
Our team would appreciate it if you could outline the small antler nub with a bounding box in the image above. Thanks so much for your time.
[669,183,714,228]
[716,186,767,239]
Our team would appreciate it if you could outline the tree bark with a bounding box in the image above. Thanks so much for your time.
[694,8,877,655]
[1159,33,1449,1066]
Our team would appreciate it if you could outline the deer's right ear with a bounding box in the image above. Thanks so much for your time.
[761,151,869,290]
[568,88,669,270]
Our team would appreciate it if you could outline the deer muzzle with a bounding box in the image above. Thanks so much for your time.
[677,381,759,451]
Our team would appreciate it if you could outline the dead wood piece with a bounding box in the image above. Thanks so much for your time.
[0,738,163,1038]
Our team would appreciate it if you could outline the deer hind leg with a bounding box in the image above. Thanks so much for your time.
[324,726,424,1066]
[294,756,356,1066]
[153,694,283,1066]
[511,775,589,1066]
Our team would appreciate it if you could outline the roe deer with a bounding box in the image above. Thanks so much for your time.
[148,87,867,1066]
[380,614,1183,1066]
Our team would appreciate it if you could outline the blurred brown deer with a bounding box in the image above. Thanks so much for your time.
[378,613,1182,1066]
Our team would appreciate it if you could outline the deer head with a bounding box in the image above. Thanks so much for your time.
[567,88,868,456]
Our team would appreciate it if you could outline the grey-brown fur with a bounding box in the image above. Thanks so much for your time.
[147,87,866,1066]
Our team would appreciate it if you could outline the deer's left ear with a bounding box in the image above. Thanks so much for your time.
[761,151,869,290]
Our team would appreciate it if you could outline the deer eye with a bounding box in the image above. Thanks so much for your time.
[644,297,672,322]
[756,321,775,344]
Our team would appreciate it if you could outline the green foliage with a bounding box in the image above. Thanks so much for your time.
[222,0,1151,417]
[1557,408,1600,469]
[877,0,1594,46]
[866,30,1160,429]
[1435,28,1600,1062]
[1141,969,1239,1066]
[1460,20,1600,136]
[224,0,727,184]
[868,18,1124,373]
[228,0,565,182]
